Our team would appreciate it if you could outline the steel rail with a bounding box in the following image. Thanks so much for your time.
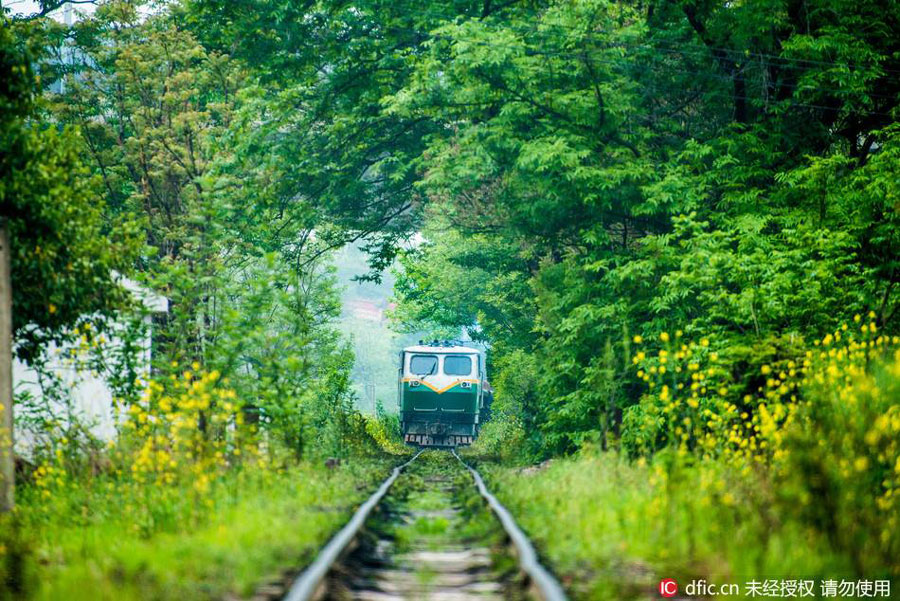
[282,450,423,601]
[453,450,569,601]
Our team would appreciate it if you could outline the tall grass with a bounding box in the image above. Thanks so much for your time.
[479,319,900,599]
[1,368,398,600]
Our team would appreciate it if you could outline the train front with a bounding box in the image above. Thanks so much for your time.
[398,342,483,447]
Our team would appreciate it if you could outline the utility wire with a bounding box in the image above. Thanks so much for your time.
[376,27,899,118]
[387,21,900,84]
[361,7,900,76]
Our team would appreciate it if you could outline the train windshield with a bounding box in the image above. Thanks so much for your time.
[410,354,438,375]
[443,355,472,376]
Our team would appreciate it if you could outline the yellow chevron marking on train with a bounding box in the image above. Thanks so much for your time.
[401,378,479,394]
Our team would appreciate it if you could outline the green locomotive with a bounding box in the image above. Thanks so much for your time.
[398,341,489,447]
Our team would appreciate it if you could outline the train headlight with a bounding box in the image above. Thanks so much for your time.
[410,380,420,387]
[461,381,472,389]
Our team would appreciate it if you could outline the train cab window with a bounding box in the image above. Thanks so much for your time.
[443,355,472,376]
[410,354,439,375]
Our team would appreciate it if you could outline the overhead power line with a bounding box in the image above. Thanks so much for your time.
[364,7,900,76]
[372,25,900,118]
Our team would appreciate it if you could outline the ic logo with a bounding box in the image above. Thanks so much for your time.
[659,578,678,598]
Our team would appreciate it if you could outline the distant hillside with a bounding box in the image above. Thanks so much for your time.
[332,245,419,413]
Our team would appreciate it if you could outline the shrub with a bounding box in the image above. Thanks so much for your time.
[620,316,900,578]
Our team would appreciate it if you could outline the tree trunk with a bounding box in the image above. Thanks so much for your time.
[0,223,14,512]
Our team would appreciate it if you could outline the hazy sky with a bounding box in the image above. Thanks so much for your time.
[2,1,44,15]
[2,0,97,19]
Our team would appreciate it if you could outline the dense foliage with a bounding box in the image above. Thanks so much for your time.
[483,335,900,592]
[382,0,900,457]
[2,1,375,460]
[4,0,900,595]
[17,0,896,458]
[2,4,407,596]
[0,17,138,360]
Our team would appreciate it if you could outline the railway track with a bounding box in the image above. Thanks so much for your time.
[278,449,567,601]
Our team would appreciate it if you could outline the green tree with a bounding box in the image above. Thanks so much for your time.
[45,1,360,455]
[385,0,900,455]
[0,16,139,510]
[48,1,243,365]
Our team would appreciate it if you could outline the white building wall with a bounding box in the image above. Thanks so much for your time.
[12,279,167,451]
